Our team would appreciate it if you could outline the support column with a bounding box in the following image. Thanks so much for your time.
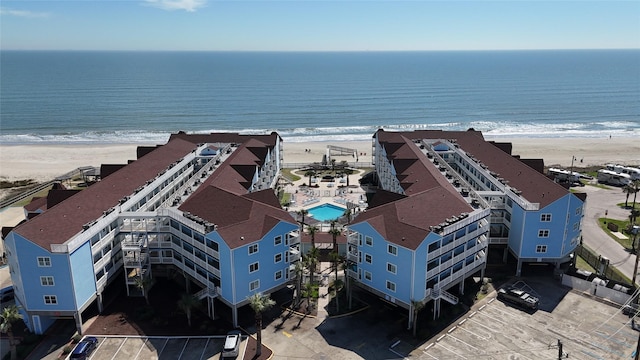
[516,259,522,277]
[459,279,465,295]
[502,247,508,263]
[232,305,238,327]
[74,312,83,336]
[97,293,104,313]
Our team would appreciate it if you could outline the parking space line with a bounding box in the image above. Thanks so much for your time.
[110,338,127,360]
[198,338,211,360]
[133,338,147,359]
[436,341,469,359]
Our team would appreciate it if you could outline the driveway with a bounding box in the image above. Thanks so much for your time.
[576,183,637,281]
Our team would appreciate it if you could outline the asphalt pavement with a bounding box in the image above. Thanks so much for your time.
[576,182,638,282]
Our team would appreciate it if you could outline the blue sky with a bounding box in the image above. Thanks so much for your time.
[1,1,638,51]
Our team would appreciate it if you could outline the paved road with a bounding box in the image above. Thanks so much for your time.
[577,183,638,281]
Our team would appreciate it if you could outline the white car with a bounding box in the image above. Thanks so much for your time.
[221,330,242,358]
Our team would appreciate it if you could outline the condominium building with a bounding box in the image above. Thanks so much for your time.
[346,129,584,328]
[2,132,301,334]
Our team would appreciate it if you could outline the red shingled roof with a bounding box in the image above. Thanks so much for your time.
[14,138,197,249]
[376,130,569,208]
[354,134,472,250]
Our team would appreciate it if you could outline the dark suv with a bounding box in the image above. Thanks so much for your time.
[497,286,539,311]
[69,336,98,360]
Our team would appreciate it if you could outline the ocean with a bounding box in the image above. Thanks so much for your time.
[0,50,638,145]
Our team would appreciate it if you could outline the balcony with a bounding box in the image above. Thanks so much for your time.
[288,248,301,263]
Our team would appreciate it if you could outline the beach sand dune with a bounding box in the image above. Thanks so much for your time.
[0,137,638,184]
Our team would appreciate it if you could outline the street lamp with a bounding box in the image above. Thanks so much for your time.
[570,156,576,186]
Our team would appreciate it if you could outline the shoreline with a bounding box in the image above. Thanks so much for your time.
[0,137,638,183]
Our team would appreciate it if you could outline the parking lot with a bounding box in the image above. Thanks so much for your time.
[79,335,245,360]
[411,279,638,360]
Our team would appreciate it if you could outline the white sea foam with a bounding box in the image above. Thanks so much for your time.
[1,121,637,145]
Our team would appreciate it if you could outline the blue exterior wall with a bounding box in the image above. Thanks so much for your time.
[10,234,75,312]
[231,221,297,303]
[69,241,97,309]
[508,201,526,258]
[348,222,418,305]
[520,194,582,259]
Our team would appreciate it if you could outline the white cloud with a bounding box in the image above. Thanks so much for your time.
[0,7,50,18]
[145,0,207,12]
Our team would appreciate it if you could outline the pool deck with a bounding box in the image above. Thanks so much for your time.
[284,168,368,220]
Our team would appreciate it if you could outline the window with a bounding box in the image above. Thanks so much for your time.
[538,229,550,238]
[387,263,397,274]
[536,245,547,253]
[575,206,582,216]
[249,280,260,291]
[540,214,552,222]
[274,236,282,246]
[364,271,372,281]
[365,236,373,246]
[388,244,397,256]
[275,270,283,280]
[365,254,372,264]
[249,262,259,273]
[37,257,51,267]
[44,295,57,305]
[573,222,579,231]
[274,253,282,263]
[386,281,396,292]
[248,244,258,255]
[40,276,54,286]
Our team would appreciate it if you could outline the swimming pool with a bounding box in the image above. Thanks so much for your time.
[307,203,346,222]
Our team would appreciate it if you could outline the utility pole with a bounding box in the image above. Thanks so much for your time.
[557,339,563,360]
[633,228,640,285]
[551,339,568,359]
[635,329,640,360]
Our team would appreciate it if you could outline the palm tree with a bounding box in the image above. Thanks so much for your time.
[307,225,319,250]
[247,292,275,357]
[623,183,635,208]
[329,251,344,312]
[343,168,354,187]
[297,209,308,227]
[177,293,199,327]
[1,305,23,360]
[411,299,426,337]
[329,222,341,254]
[343,208,352,224]
[631,180,640,212]
[304,169,316,187]
[301,282,318,314]
[305,246,319,286]
[294,261,305,307]
[134,276,154,305]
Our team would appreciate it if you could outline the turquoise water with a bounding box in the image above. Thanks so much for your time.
[307,204,346,222]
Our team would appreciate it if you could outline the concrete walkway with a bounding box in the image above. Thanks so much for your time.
[577,183,638,282]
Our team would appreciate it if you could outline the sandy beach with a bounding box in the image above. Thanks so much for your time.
[0,136,638,183]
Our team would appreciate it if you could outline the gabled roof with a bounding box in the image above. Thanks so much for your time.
[180,186,294,249]
[355,183,471,250]
[400,129,568,208]
[355,133,473,249]
[14,138,198,249]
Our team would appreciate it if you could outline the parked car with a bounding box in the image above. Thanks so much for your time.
[221,330,242,358]
[623,303,640,317]
[69,336,98,360]
[497,285,539,311]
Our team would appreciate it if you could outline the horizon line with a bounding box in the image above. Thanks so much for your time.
[1,48,639,53]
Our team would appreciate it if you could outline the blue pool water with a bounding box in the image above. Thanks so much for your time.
[307,204,346,222]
